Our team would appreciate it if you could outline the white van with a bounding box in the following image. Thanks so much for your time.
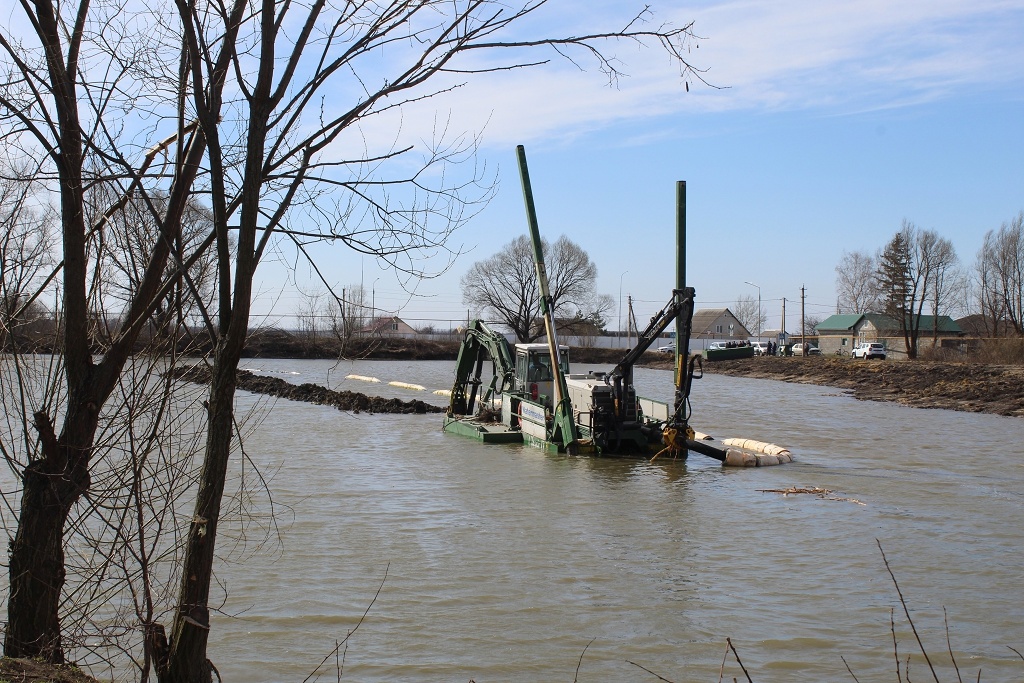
[792,343,821,356]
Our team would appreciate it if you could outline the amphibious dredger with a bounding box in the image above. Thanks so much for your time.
[443,146,791,466]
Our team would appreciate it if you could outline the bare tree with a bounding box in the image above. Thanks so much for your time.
[461,235,608,341]
[85,184,226,351]
[976,211,1024,336]
[160,3,706,680]
[875,221,962,358]
[876,222,926,358]
[975,229,1008,336]
[803,313,823,336]
[295,288,326,352]
[3,0,706,675]
[0,165,57,350]
[733,294,765,337]
[835,250,880,314]
[0,0,215,663]
[918,230,960,342]
[588,293,616,332]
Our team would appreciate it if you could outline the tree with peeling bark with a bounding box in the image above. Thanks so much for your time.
[2,0,706,678]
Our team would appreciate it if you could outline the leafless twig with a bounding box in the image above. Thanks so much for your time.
[302,564,390,683]
[726,638,754,683]
[841,655,862,682]
[944,607,963,683]
[891,607,903,683]
[626,659,675,682]
[877,539,941,683]
[574,638,595,683]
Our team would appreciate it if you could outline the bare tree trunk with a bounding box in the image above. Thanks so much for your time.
[6,405,93,660]
[162,344,243,682]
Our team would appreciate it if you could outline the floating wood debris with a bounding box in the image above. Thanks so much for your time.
[758,487,865,505]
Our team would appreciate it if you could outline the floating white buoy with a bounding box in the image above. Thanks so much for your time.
[389,381,426,391]
[722,437,791,457]
[346,374,381,383]
[720,438,794,467]
[724,449,759,467]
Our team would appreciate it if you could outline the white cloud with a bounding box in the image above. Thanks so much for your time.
[338,0,1024,153]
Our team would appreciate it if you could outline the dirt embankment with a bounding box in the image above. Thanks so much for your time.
[168,366,444,414]
[641,356,1024,418]
[179,336,1024,419]
[0,658,100,683]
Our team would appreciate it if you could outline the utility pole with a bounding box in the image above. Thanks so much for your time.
[618,270,628,342]
[800,286,806,355]
[627,295,633,347]
[781,297,786,350]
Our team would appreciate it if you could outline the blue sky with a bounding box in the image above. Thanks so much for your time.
[255,0,1024,334]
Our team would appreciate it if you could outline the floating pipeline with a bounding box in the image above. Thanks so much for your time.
[167,366,444,415]
[388,381,427,391]
[684,433,795,467]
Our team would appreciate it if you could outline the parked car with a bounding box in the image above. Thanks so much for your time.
[750,341,769,356]
[657,343,676,354]
[791,343,821,356]
[708,341,729,350]
[852,342,886,360]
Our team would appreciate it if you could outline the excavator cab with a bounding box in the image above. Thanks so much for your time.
[514,344,568,408]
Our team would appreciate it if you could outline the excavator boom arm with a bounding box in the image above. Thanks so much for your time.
[448,320,516,417]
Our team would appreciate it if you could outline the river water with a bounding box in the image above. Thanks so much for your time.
[190,358,1024,682]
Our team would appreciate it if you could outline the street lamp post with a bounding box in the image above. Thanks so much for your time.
[744,280,761,338]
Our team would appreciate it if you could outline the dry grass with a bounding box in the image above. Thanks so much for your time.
[920,337,1024,364]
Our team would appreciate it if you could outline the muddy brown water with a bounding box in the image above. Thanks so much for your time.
[190,359,1023,682]
[3,358,1021,681]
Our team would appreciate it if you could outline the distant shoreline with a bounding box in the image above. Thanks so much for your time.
[244,334,1024,418]
[15,329,1021,418]
[643,355,1024,418]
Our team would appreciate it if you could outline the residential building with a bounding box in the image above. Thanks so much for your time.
[691,308,751,344]
[816,313,964,358]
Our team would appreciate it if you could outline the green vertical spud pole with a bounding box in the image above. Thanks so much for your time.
[675,180,686,354]
[674,181,694,458]
[516,145,577,452]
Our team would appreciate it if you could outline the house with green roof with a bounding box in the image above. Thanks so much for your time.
[816,313,964,358]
